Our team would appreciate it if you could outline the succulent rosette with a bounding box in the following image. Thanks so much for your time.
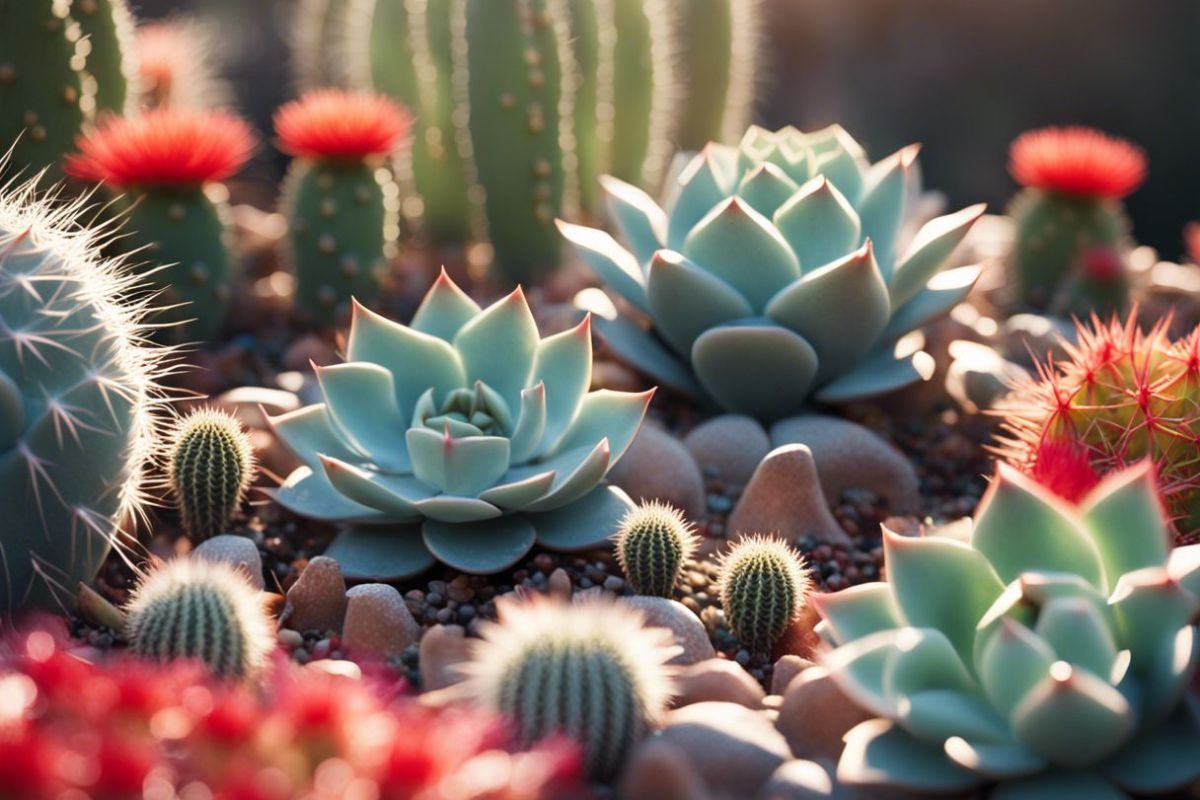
[559,125,985,421]
[815,462,1200,797]
[269,271,650,577]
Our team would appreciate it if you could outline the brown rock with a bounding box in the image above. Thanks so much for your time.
[773,603,824,662]
[283,556,347,633]
[756,759,836,799]
[684,414,772,486]
[768,416,919,515]
[656,702,792,798]
[624,596,716,665]
[777,667,872,763]
[727,445,851,547]
[673,658,766,709]
[608,423,706,519]
[771,655,815,696]
[618,738,714,800]
[193,535,264,591]
[211,386,300,430]
[419,625,471,692]
[342,583,420,660]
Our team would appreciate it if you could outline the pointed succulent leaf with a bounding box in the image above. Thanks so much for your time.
[772,176,861,273]
[881,628,975,702]
[453,288,540,411]
[971,464,1105,589]
[348,302,466,419]
[1010,663,1136,767]
[838,719,980,793]
[273,466,392,523]
[812,137,868,205]
[267,404,363,471]
[593,316,705,400]
[1140,625,1200,726]
[765,241,890,383]
[1079,461,1171,582]
[882,526,1006,662]
[666,146,736,248]
[897,689,1010,744]
[319,456,433,519]
[813,583,904,645]
[478,470,557,510]
[315,363,410,471]
[406,427,511,497]
[544,389,651,466]
[1167,544,1200,599]
[1108,566,1200,671]
[682,197,801,311]
[944,737,1046,781]
[508,383,548,464]
[530,315,592,448]
[736,163,801,218]
[989,771,1127,800]
[409,495,503,523]
[531,484,635,551]
[858,145,918,277]
[691,323,818,421]
[823,631,905,718]
[647,250,754,358]
[599,174,667,265]
[409,269,481,341]
[813,347,934,405]
[976,619,1057,720]
[890,204,986,307]
[522,440,611,511]
[1103,704,1200,794]
[422,516,536,574]
[881,265,982,341]
[323,524,436,581]
[1033,596,1119,679]
[557,220,650,314]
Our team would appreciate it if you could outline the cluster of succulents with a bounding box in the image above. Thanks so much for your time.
[560,125,985,420]
[0,620,584,799]
[816,461,1200,796]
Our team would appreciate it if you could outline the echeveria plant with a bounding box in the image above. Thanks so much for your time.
[559,125,985,421]
[270,271,650,577]
[816,461,1200,797]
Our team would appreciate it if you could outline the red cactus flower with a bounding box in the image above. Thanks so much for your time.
[1009,126,1146,199]
[273,89,410,162]
[65,108,256,188]
[1029,438,1102,504]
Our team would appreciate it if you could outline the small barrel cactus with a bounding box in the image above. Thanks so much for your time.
[614,500,697,598]
[465,596,678,780]
[125,558,274,680]
[168,409,255,541]
[1006,126,1146,316]
[0,179,167,612]
[66,108,256,343]
[275,89,409,325]
[996,313,1200,541]
[718,534,812,653]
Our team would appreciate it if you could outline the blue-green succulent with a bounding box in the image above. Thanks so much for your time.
[559,125,986,421]
[269,270,650,577]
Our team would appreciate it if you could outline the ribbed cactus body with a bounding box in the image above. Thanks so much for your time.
[1008,189,1129,315]
[169,410,254,542]
[295,0,356,90]
[0,0,87,181]
[126,559,272,679]
[567,0,603,215]
[73,0,135,115]
[0,182,163,612]
[607,0,672,186]
[674,0,758,149]
[283,160,395,323]
[718,535,811,653]
[122,189,232,342]
[615,501,696,598]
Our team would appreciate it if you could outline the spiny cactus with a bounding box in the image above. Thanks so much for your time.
[125,558,273,680]
[0,178,168,612]
[66,108,256,343]
[673,0,759,150]
[465,596,677,780]
[72,0,137,116]
[168,409,255,542]
[1006,126,1145,316]
[614,500,697,598]
[294,0,356,91]
[995,313,1200,541]
[718,534,812,653]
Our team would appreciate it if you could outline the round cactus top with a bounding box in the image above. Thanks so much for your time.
[1009,126,1146,199]
[274,89,410,162]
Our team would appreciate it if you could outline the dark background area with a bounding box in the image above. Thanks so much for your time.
[135,0,1200,258]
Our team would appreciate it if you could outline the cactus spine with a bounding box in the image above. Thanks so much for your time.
[673,0,759,149]
[168,409,255,542]
[614,501,697,598]
[72,0,136,115]
[718,535,811,653]
[0,179,167,612]
[125,558,273,679]
[466,597,677,780]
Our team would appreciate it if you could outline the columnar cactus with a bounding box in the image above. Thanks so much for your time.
[0,179,166,612]
[817,462,1200,796]
[717,535,811,653]
[465,596,678,780]
[560,125,985,420]
[605,0,674,188]
[614,500,697,598]
[269,270,650,577]
[125,558,274,680]
[294,0,356,91]
[672,0,759,150]
[73,0,137,115]
[168,409,255,542]
[66,108,256,343]
[275,89,409,324]
[1006,126,1146,316]
[996,313,1200,541]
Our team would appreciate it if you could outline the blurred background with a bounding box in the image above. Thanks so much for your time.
[135,0,1200,258]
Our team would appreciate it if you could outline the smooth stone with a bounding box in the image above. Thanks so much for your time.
[618,738,715,800]
[773,603,824,661]
[684,414,772,486]
[1000,313,1075,366]
[673,658,766,709]
[283,555,347,633]
[656,702,792,798]
[342,583,421,661]
[419,624,471,692]
[548,567,573,600]
[771,655,815,696]
[944,340,1029,414]
[192,535,264,590]
[608,423,706,520]
[211,386,301,430]
[757,759,836,799]
[769,416,919,515]
[624,596,716,666]
[776,667,873,763]
[727,445,851,547]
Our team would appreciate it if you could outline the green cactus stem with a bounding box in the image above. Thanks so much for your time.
[72,0,136,115]
[168,409,255,542]
[606,0,673,187]
[718,534,811,653]
[673,0,759,149]
[295,0,356,90]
